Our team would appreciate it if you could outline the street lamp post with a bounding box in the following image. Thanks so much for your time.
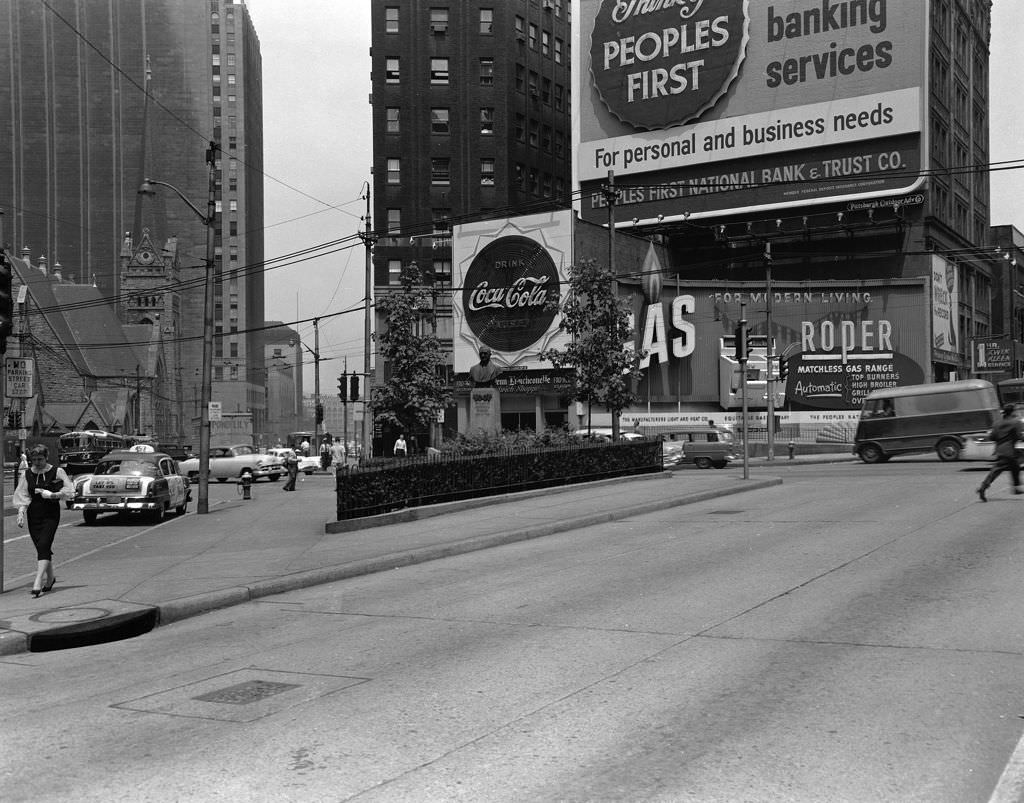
[290,317,321,462]
[139,142,218,513]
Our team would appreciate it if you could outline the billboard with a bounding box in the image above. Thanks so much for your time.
[627,277,929,411]
[930,253,961,360]
[451,211,573,374]
[576,0,928,223]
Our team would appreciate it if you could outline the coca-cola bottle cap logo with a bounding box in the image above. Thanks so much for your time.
[463,236,560,352]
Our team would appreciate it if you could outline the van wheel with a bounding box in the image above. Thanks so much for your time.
[858,444,885,464]
[937,439,962,462]
[83,510,98,525]
[694,457,713,469]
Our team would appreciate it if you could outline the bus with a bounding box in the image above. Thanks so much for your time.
[58,430,129,475]
[853,379,1000,463]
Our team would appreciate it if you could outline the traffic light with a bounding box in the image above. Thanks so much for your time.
[338,373,347,401]
[778,356,789,382]
[350,373,360,402]
[733,320,748,362]
[315,403,324,424]
[0,252,12,354]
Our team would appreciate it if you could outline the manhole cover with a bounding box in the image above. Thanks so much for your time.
[113,668,369,722]
[193,679,300,705]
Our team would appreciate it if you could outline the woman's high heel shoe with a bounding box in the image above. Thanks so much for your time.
[42,577,56,593]
[30,588,42,598]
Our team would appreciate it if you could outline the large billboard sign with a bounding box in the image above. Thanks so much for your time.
[627,278,929,411]
[452,212,573,374]
[577,0,928,223]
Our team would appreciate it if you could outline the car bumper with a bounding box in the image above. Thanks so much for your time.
[254,466,287,479]
[72,497,164,512]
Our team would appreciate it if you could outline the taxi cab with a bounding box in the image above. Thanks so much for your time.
[71,447,190,524]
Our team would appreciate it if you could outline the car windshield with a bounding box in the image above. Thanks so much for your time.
[95,460,159,477]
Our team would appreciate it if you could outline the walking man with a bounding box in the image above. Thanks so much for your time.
[978,404,1024,501]
[282,448,299,492]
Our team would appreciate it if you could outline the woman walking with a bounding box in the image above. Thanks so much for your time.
[14,444,74,597]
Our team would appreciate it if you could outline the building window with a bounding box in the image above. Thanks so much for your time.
[430,57,449,84]
[542,77,551,104]
[432,208,451,233]
[429,8,448,34]
[386,158,401,184]
[386,58,400,84]
[515,64,525,92]
[480,158,495,186]
[542,31,550,57]
[529,120,539,147]
[480,8,493,34]
[386,107,400,133]
[431,158,451,185]
[479,58,494,86]
[542,125,552,152]
[554,131,565,157]
[528,71,539,97]
[431,107,450,134]
[386,208,401,235]
[388,259,402,285]
[555,38,563,64]
[554,84,564,111]
[514,113,525,142]
[385,7,399,33]
[480,107,494,135]
[212,54,221,67]
[515,16,525,40]
[227,74,235,85]
[528,23,537,49]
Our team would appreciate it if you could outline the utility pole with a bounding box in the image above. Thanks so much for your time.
[765,242,775,461]
[603,169,621,440]
[739,302,750,480]
[358,182,376,459]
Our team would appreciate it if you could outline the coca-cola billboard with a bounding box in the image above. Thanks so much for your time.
[462,236,559,352]
[452,212,573,374]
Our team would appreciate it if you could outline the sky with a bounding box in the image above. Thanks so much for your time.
[247,1,1024,391]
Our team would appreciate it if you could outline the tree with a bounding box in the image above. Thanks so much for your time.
[540,258,644,439]
[372,260,453,439]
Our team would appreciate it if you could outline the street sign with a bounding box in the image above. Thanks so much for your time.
[5,357,33,398]
[208,401,222,421]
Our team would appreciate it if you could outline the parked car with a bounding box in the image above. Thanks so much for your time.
[574,428,645,442]
[656,425,737,469]
[70,450,191,524]
[179,444,286,482]
[266,447,319,475]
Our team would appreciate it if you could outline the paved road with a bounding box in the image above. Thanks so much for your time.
[4,459,1024,801]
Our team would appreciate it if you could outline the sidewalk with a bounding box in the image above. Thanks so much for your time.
[0,453,853,654]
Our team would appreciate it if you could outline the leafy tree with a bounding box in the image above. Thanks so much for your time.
[372,260,453,438]
[540,258,644,439]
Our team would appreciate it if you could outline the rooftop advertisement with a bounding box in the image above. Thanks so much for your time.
[576,0,928,223]
[451,211,574,376]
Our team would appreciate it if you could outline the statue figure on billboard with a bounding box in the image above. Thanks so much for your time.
[468,348,502,434]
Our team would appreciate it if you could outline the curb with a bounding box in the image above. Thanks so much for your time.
[155,476,782,627]
[3,475,782,654]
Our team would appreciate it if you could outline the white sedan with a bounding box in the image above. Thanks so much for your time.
[71,450,190,524]
[179,444,286,482]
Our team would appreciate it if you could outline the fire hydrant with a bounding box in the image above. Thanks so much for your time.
[240,472,253,500]
[788,440,796,460]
